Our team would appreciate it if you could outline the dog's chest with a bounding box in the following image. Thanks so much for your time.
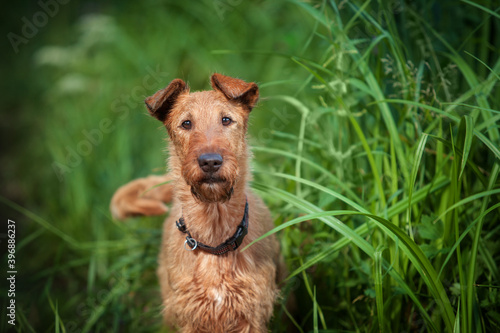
[208,286,224,307]
[171,253,272,311]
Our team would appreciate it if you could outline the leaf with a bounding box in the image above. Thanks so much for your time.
[376,99,500,160]
[419,244,443,259]
[417,216,444,240]
[460,0,500,20]
[249,181,451,332]
[408,133,429,239]
[457,115,475,180]
[364,288,376,298]
[374,245,386,332]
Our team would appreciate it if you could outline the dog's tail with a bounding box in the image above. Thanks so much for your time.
[110,174,174,220]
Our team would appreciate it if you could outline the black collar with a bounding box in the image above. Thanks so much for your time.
[175,199,249,255]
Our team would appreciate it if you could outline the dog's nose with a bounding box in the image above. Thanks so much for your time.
[198,153,223,173]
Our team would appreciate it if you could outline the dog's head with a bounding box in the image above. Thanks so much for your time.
[145,73,259,203]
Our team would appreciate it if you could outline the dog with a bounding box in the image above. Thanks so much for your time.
[110,74,285,332]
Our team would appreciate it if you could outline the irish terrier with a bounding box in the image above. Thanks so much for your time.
[110,74,285,332]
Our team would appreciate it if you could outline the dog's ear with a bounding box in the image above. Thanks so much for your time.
[145,79,189,122]
[210,73,259,111]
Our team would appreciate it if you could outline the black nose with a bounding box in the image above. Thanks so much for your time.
[198,153,223,173]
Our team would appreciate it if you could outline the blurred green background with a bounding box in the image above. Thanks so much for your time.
[1,0,500,332]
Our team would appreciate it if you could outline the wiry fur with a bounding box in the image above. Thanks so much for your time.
[110,74,285,333]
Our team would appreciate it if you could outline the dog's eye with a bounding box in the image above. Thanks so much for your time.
[222,117,232,126]
[181,120,192,130]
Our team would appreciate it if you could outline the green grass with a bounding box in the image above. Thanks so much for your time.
[2,0,500,332]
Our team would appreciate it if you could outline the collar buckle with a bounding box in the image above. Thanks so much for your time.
[176,217,187,233]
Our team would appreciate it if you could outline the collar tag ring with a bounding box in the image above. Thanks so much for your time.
[184,238,197,251]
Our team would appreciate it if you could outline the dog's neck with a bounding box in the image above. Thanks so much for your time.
[178,178,248,247]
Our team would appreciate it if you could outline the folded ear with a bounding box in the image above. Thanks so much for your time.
[145,79,189,122]
[210,73,259,111]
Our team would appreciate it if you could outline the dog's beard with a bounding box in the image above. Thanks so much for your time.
[181,151,239,203]
[190,181,234,203]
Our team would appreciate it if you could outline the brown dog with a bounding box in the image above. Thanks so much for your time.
[110,74,284,332]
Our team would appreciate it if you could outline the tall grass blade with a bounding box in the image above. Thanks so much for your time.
[350,115,386,208]
[251,181,453,331]
[253,146,363,204]
[313,286,318,333]
[457,116,475,181]
[376,99,500,160]
[460,0,500,20]
[259,176,449,279]
[0,196,80,247]
[407,133,429,239]
[266,96,310,197]
[466,163,500,332]
[438,202,500,279]
[301,268,326,330]
[47,296,64,333]
[434,188,500,223]
[81,274,130,333]
[282,305,305,333]
[463,51,500,81]
[454,302,461,333]
[374,246,386,333]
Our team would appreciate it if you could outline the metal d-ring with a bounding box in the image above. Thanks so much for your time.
[184,238,198,251]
